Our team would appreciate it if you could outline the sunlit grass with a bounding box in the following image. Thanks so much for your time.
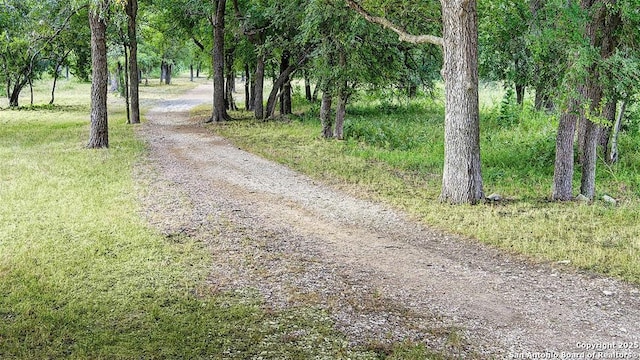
[207,90,640,285]
[0,77,442,358]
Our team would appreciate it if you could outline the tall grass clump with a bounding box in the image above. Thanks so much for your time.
[212,87,640,285]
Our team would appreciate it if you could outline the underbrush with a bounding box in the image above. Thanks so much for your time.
[1,78,440,359]
[211,91,640,285]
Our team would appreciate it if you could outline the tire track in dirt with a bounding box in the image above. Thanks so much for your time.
[136,84,640,358]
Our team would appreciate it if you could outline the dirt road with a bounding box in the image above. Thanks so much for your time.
[136,84,640,358]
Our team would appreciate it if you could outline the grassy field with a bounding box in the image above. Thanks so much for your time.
[0,78,441,359]
[207,84,640,285]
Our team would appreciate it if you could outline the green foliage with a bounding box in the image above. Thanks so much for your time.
[497,87,519,126]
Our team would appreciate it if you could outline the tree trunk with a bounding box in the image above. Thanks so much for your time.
[50,51,71,105]
[123,44,131,124]
[126,0,140,124]
[334,52,347,140]
[578,0,619,200]
[209,0,230,122]
[254,56,265,120]
[244,63,252,111]
[439,0,484,204]
[29,77,33,106]
[266,51,308,119]
[335,91,347,140]
[320,90,333,139]
[190,64,194,82]
[88,3,109,149]
[279,51,292,116]
[266,64,296,118]
[609,100,625,164]
[551,98,579,201]
[50,66,59,105]
[515,83,525,106]
[165,63,172,85]
[599,99,616,156]
[304,71,312,101]
[225,45,237,111]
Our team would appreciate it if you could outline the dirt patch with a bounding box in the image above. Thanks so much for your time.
[136,84,640,358]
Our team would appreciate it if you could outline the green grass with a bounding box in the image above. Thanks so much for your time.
[0,78,443,359]
[208,88,640,285]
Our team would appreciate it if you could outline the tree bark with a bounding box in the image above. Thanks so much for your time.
[578,0,620,200]
[599,99,616,156]
[515,83,525,106]
[209,0,231,122]
[126,0,140,124]
[279,51,292,115]
[304,71,312,101]
[551,97,579,201]
[123,44,131,124]
[334,52,348,140]
[609,100,625,164]
[320,90,333,139]
[88,2,109,149]
[266,65,295,118]
[439,0,484,204]
[254,56,265,120]
[225,45,237,111]
[244,63,252,111]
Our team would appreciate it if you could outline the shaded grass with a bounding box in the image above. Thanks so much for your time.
[207,93,640,285]
[0,78,443,359]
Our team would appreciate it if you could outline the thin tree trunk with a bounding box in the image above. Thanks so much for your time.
[123,43,131,124]
[335,91,347,140]
[254,56,265,120]
[126,0,140,124]
[165,63,172,85]
[225,46,237,111]
[190,64,194,82]
[609,100,625,164]
[50,66,59,105]
[515,83,525,106]
[88,3,109,149]
[29,77,33,106]
[279,51,292,115]
[244,63,252,111]
[266,51,308,119]
[50,50,71,105]
[599,99,616,155]
[439,0,484,204]
[304,71,312,101]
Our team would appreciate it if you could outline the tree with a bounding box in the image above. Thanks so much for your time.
[125,0,140,124]
[208,0,231,122]
[346,0,484,204]
[0,1,81,107]
[87,0,110,148]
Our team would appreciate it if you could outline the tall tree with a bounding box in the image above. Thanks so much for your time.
[125,0,140,124]
[346,0,483,204]
[87,0,110,148]
[0,1,81,107]
[208,0,231,122]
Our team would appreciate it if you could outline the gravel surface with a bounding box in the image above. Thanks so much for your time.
[135,84,640,358]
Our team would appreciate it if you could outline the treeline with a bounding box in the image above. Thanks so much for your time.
[1,0,639,204]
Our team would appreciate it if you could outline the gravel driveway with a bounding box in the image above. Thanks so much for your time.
[135,84,640,358]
